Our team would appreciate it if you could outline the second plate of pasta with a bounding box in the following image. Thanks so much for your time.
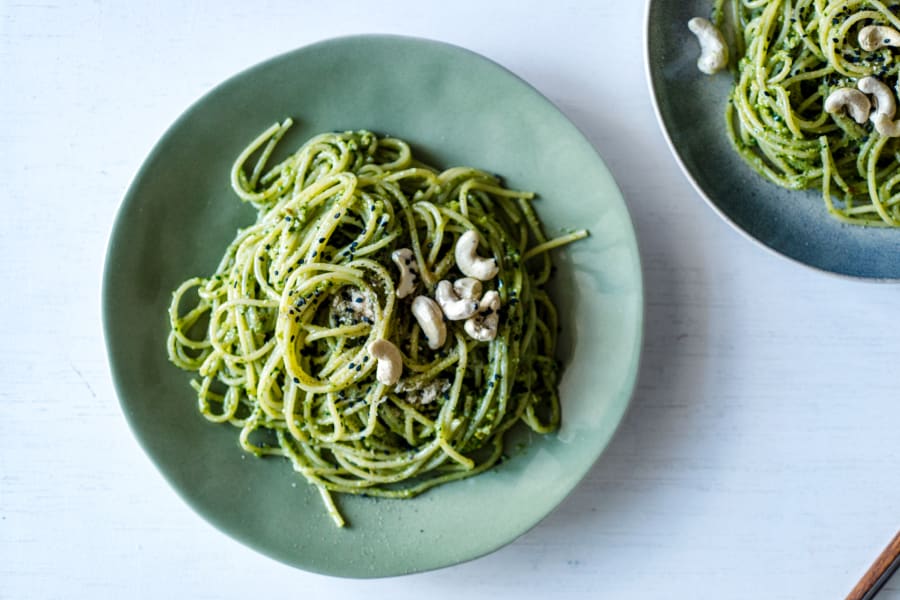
[647,0,900,279]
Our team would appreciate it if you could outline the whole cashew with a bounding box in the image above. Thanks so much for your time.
[858,25,900,51]
[454,231,499,281]
[687,17,728,75]
[858,76,900,137]
[368,339,402,386]
[464,291,501,342]
[391,248,419,298]
[411,295,446,349]
[824,88,871,124]
[435,280,480,320]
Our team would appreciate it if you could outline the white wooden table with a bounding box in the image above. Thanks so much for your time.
[3,2,898,598]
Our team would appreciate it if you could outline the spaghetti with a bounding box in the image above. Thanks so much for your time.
[714,0,900,226]
[167,120,587,526]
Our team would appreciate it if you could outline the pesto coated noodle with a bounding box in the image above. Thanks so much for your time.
[167,120,588,527]
[713,0,900,226]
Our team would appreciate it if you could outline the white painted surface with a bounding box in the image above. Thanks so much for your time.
[2,1,898,598]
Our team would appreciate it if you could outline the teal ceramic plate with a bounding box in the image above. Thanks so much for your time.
[646,0,900,279]
[103,35,643,577]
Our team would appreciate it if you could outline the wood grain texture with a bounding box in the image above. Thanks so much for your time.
[847,531,900,600]
[1,1,899,599]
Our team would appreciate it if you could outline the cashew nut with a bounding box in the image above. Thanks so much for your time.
[391,248,419,298]
[858,76,896,118]
[411,295,446,349]
[453,278,482,301]
[858,25,900,51]
[824,88,871,125]
[687,17,728,75]
[435,280,480,320]
[368,339,402,386]
[858,76,900,137]
[872,113,900,137]
[454,231,498,281]
[464,290,501,342]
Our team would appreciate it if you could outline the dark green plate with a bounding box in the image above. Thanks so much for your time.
[103,35,643,577]
[647,0,900,279]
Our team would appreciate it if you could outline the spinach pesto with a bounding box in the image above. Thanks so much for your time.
[712,0,900,226]
[167,119,587,527]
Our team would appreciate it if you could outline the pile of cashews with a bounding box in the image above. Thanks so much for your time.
[824,25,900,137]
[367,229,502,386]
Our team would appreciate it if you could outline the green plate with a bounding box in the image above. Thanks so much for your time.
[103,35,643,577]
